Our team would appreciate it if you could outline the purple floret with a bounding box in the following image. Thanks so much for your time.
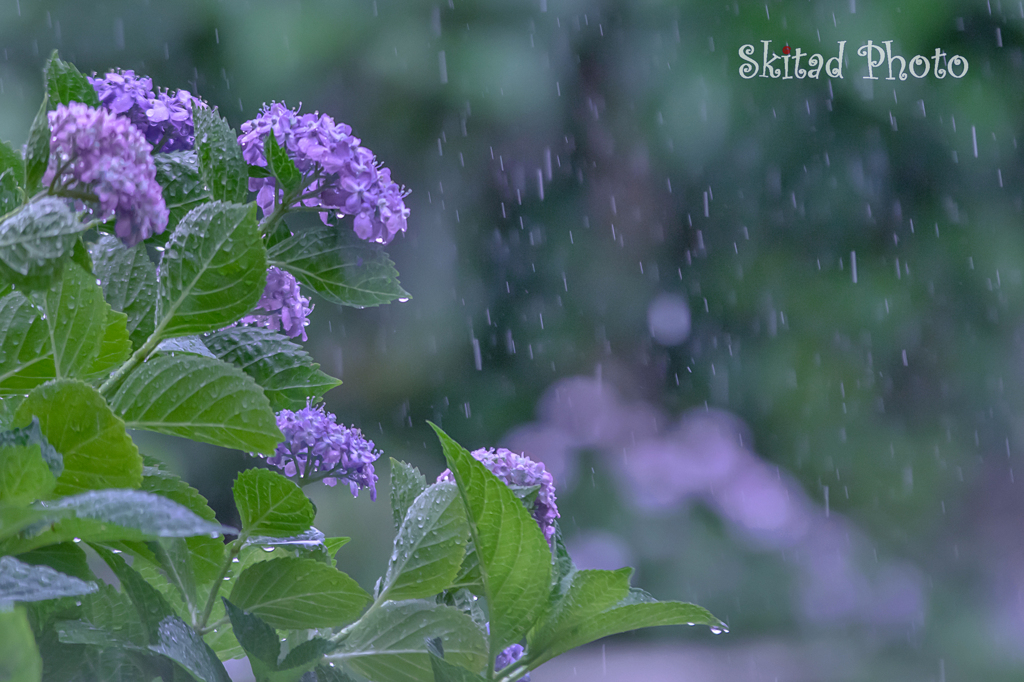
[43,102,168,246]
[238,102,410,244]
[266,404,380,498]
[239,266,312,341]
[89,69,205,152]
[494,643,529,681]
[439,447,559,544]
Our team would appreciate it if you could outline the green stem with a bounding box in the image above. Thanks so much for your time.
[197,537,243,630]
[496,663,530,682]
[196,615,229,636]
[97,330,164,398]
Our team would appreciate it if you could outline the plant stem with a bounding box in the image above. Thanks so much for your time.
[97,330,164,398]
[197,537,243,630]
[496,663,530,682]
[196,615,229,636]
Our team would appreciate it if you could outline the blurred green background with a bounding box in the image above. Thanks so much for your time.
[3,0,1024,679]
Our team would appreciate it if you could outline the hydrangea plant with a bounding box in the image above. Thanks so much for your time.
[0,53,723,682]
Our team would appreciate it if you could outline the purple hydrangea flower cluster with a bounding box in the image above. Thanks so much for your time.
[238,102,410,244]
[495,643,529,681]
[89,69,204,152]
[267,404,379,499]
[439,447,559,544]
[43,102,168,247]
[239,267,312,341]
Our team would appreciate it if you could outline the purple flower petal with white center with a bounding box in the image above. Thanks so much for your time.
[438,447,559,544]
[42,102,168,246]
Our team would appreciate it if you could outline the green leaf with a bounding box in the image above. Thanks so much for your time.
[267,225,408,308]
[16,542,93,581]
[427,642,488,682]
[155,335,216,357]
[428,423,551,658]
[389,458,427,532]
[90,235,158,349]
[527,593,725,669]
[203,327,342,411]
[140,457,224,585]
[0,197,85,288]
[91,545,175,642]
[223,599,334,682]
[0,437,55,504]
[15,379,141,495]
[84,308,132,382]
[45,489,233,538]
[109,353,282,454]
[380,482,468,602]
[23,95,50,193]
[154,151,212,233]
[229,557,369,629]
[264,133,304,194]
[44,51,100,108]
[149,615,233,682]
[0,293,53,395]
[0,607,42,682]
[0,139,25,218]
[248,164,272,179]
[0,555,97,604]
[0,417,62,504]
[156,200,267,337]
[329,600,487,682]
[193,108,248,204]
[0,504,63,543]
[233,468,314,538]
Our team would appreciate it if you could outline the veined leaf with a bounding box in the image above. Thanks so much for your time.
[15,379,141,495]
[44,50,100,108]
[155,200,266,337]
[154,150,212,233]
[229,556,369,629]
[0,138,24,218]
[379,481,469,602]
[223,599,334,682]
[193,108,248,204]
[0,417,61,505]
[84,308,132,383]
[0,555,97,604]
[204,327,341,411]
[428,423,551,658]
[329,600,487,682]
[0,197,85,289]
[233,468,314,538]
[264,132,303,193]
[109,353,282,454]
[90,235,158,349]
[267,224,408,308]
[389,458,427,532]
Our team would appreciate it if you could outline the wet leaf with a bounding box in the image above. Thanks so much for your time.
[233,468,314,538]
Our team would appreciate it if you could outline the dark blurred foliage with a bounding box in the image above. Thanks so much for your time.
[3,0,1024,679]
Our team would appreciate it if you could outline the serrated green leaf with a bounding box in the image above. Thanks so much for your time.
[90,235,158,349]
[23,95,50,193]
[329,600,487,682]
[140,457,224,585]
[155,335,216,357]
[527,595,725,669]
[16,542,93,581]
[109,353,282,454]
[267,225,408,308]
[0,607,42,682]
[29,260,109,379]
[428,423,551,659]
[0,197,85,288]
[150,615,233,682]
[233,468,314,538]
[84,308,132,382]
[229,557,369,629]
[15,379,141,495]
[223,598,333,682]
[0,555,97,604]
[0,292,53,395]
[0,139,25,218]
[380,481,468,602]
[204,327,341,411]
[0,439,55,505]
[156,201,266,337]
[45,489,233,538]
[264,132,304,194]
[91,545,175,642]
[389,458,427,533]
[193,108,248,204]
[44,51,100,108]
[154,150,212,233]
